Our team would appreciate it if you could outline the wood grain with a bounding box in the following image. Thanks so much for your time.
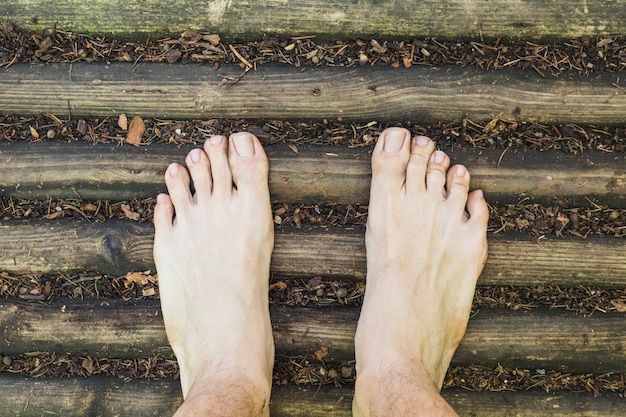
[1,219,625,288]
[2,0,624,41]
[1,376,625,417]
[1,63,625,124]
[1,299,624,373]
[0,141,624,207]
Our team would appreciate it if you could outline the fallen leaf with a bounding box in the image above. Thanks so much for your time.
[314,346,328,361]
[118,113,128,130]
[203,34,221,46]
[142,287,156,297]
[120,204,141,221]
[611,299,626,312]
[126,116,146,147]
[166,48,182,63]
[269,281,288,291]
[596,38,613,48]
[125,271,156,286]
[43,211,63,219]
[29,126,39,139]
[82,357,94,374]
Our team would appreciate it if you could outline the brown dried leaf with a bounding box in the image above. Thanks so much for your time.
[142,287,156,297]
[610,299,626,312]
[118,113,128,130]
[203,34,221,46]
[120,204,140,221]
[126,116,146,147]
[125,271,156,286]
[43,211,63,219]
[29,126,39,139]
[314,346,328,361]
[269,281,288,291]
[166,48,182,63]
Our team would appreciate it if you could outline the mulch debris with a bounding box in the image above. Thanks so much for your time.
[1,23,625,77]
[2,23,626,397]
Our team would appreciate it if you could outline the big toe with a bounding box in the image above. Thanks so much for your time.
[370,128,412,191]
[228,132,270,198]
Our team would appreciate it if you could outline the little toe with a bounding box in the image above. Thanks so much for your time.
[153,193,175,231]
[370,128,411,191]
[228,132,270,196]
[465,189,490,227]
[203,135,232,196]
[445,164,471,211]
[164,163,193,211]
[185,148,212,202]
[406,135,436,192]
[425,150,450,197]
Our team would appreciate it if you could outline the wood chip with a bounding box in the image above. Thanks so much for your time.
[126,116,145,147]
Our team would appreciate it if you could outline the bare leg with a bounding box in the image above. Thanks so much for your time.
[353,128,489,417]
[153,133,274,417]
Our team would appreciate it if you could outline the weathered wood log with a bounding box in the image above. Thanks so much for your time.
[2,0,625,41]
[2,375,626,417]
[0,141,625,207]
[2,63,625,124]
[1,299,625,373]
[1,219,625,288]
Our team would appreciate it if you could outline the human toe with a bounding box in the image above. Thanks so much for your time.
[425,150,450,196]
[228,132,269,194]
[371,128,411,171]
[185,148,213,202]
[445,164,471,210]
[203,135,232,196]
[405,135,436,192]
[164,163,193,211]
[465,189,490,227]
[153,193,175,231]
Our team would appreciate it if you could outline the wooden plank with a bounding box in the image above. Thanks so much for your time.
[1,375,625,417]
[2,0,624,41]
[0,141,624,207]
[1,63,625,124]
[1,219,625,288]
[1,299,625,373]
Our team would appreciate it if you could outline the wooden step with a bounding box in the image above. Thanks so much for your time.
[1,219,625,287]
[2,299,624,373]
[2,63,625,124]
[0,141,624,207]
[1,0,624,41]
[1,375,625,417]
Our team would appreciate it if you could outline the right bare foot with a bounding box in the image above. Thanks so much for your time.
[353,128,488,416]
[153,133,274,416]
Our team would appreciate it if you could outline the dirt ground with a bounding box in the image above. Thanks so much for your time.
[1,24,625,396]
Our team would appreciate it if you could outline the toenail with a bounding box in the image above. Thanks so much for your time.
[456,165,467,176]
[232,133,255,157]
[189,148,202,163]
[432,151,445,164]
[414,136,430,147]
[209,135,224,145]
[382,129,406,153]
[168,163,179,176]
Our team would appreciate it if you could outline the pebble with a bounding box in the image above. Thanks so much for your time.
[46,129,56,139]
[2,356,11,366]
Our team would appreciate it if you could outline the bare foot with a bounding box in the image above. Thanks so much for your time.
[353,128,488,416]
[153,133,274,415]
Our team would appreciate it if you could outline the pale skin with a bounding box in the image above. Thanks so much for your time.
[153,128,488,417]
